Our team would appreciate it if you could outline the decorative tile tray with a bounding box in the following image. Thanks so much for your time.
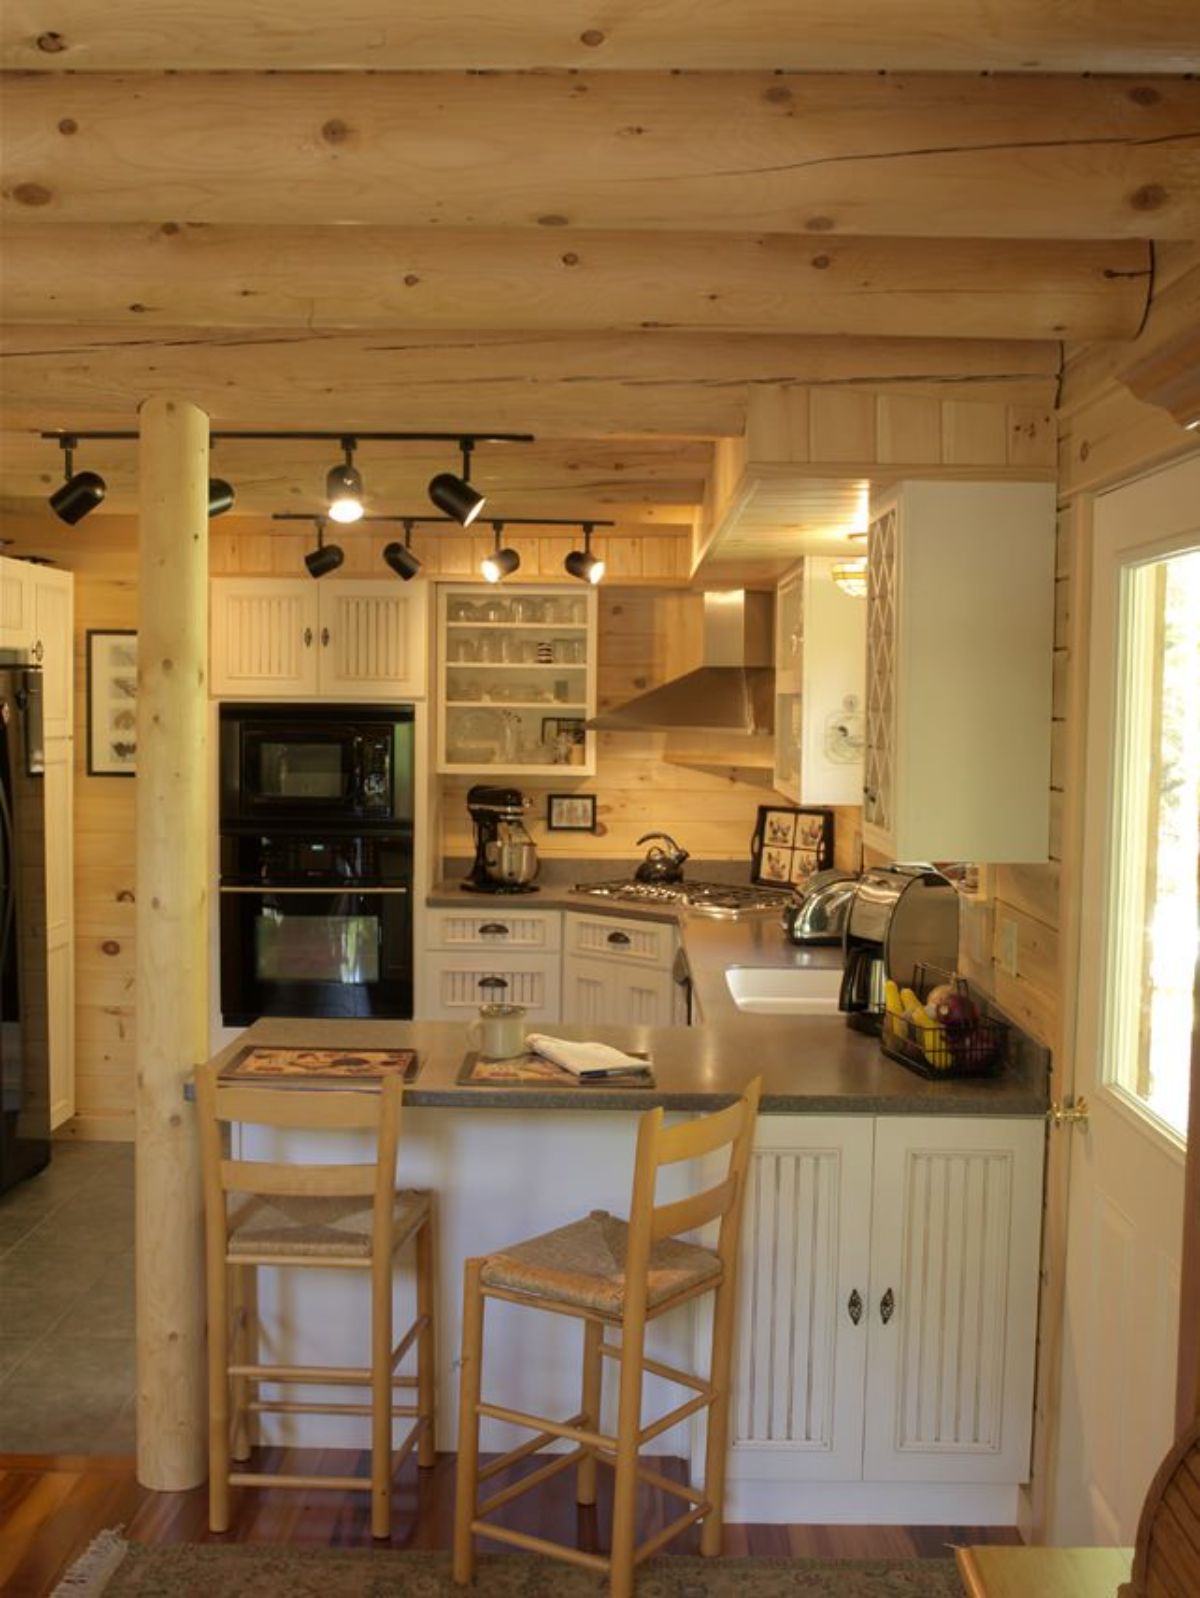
[220,1045,420,1088]
[456,1050,654,1088]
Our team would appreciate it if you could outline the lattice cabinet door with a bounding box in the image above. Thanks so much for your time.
[863,507,898,846]
[862,1116,1043,1484]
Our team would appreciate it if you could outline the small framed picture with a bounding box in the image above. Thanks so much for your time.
[540,716,587,745]
[547,792,597,832]
[750,805,834,887]
[86,630,138,777]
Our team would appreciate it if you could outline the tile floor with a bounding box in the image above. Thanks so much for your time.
[0,1140,135,1454]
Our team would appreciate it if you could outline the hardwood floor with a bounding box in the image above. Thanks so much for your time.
[0,1448,1021,1598]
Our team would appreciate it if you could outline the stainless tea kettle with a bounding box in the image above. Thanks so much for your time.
[634,832,689,884]
[782,869,858,945]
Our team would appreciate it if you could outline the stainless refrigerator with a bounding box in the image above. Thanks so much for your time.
[0,657,50,1193]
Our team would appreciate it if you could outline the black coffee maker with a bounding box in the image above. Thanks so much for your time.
[463,785,540,894]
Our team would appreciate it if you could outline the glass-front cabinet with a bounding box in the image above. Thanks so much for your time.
[436,584,598,775]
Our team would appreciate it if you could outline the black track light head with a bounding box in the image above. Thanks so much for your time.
[383,520,422,581]
[428,438,485,526]
[208,478,236,518]
[326,437,364,523]
[49,436,106,524]
[481,522,520,583]
[304,517,344,579]
[564,522,605,585]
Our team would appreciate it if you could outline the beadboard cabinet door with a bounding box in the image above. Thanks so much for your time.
[315,580,429,701]
[862,1116,1043,1485]
[726,1116,875,1484]
[561,912,678,1027]
[210,578,319,697]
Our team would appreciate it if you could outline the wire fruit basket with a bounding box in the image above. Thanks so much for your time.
[880,964,1008,1080]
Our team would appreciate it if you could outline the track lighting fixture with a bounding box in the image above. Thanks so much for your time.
[564,522,605,585]
[429,438,485,527]
[304,518,345,579]
[326,437,365,524]
[208,478,235,518]
[383,519,422,581]
[481,522,520,583]
[49,436,106,524]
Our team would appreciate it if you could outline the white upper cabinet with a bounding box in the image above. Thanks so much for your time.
[211,577,429,701]
[863,480,1055,863]
[774,557,866,806]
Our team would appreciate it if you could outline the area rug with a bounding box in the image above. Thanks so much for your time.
[56,1534,965,1597]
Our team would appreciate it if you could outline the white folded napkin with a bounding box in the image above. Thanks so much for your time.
[524,1034,650,1078]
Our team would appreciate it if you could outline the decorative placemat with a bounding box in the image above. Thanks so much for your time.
[220,1045,420,1087]
[456,1050,654,1088]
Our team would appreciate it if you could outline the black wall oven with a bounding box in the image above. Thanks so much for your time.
[219,706,415,1026]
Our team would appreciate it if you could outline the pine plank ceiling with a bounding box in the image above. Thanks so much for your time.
[1,2,1197,537]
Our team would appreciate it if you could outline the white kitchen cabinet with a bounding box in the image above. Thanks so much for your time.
[863,481,1055,863]
[774,558,866,806]
[420,906,562,1022]
[0,556,75,1127]
[210,577,429,701]
[721,1114,1043,1500]
[562,912,678,1027]
[437,584,597,776]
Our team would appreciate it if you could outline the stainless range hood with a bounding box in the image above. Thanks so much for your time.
[587,590,774,735]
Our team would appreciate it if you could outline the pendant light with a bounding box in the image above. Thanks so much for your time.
[325,436,365,524]
[831,556,868,598]
[48,435,106,524]
[304,517,345,578]
[429,438,485,527]
[481,522,520,583]
[564,522,605,585]
[383,519,422,581]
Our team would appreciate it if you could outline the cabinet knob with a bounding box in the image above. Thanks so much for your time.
[321,627,330,647]
[607,930,632,946]
[847,1288,863,1326]
[303,627,314,647]
[879,1287,895,1325]
[478,922,510,937]
[32,639,44,663]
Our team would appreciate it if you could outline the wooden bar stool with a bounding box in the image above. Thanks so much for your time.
[453,1078,761,1597]
[195,1064,436,1539]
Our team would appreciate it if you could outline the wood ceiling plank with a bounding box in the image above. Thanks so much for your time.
[0,326,1064,437]
[4,72,1197,238]
[4,2,1197,72]
[1,224,1150,341]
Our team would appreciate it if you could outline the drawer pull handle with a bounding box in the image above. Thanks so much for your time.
[880,1288,895,1325]
[847,1289,863,1326]
[606,931,632,946]
[477,975,509,992]
[478,923,510,937]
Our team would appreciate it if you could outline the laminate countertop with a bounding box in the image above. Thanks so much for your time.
[209,1016,1048,1117]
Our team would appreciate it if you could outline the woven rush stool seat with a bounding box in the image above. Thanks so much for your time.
[454,1079,762,1598]
[480,1207,721,1317]
[196,1066,437,1541]
[229,1189,429,1261]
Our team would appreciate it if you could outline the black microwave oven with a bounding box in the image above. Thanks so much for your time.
[219,703,415,828]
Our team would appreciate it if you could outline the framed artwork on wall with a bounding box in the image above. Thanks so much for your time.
[546,792,597,832]
[750,804,834,887]
[86,629,138,777]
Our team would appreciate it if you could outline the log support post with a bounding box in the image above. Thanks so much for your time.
[135,395,210,1489]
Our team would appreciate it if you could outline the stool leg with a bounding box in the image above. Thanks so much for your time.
[205,1255,231,1533]
[700,1276,737,1557]
[370,1250,393,1540]
[415,1207,437,1470]
[230,1263,253,1463]
[577,1316,602,1505]
[453,1258,485,1585]
[609,1320,646,1598]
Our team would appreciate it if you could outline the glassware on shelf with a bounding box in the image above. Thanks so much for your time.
[511,596,544,623]
[518,639,539,663]
[449,637,478,663]
[449,598,478,621]
[477,634,502,663]
[567,597,587,624]
[481,598,510,623]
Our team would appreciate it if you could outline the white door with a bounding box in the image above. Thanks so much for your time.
[1051,455,1200,1543]
[210,578,319,697]
[317,580,429,700]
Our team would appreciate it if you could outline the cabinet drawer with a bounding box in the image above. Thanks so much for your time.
[422,953,561,1021]
[564,912,674,967]
[427,908,561,952]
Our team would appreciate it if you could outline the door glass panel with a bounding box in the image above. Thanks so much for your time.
[257,740,346,799]
[1106,548,1200,1137]
[255,910,380,984]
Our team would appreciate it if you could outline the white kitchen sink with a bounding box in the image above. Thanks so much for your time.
[724,964,843,1015]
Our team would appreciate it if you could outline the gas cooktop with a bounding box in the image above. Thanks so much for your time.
[573,878,795,918]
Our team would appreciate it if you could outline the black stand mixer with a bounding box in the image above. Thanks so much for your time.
[463,785,541,894]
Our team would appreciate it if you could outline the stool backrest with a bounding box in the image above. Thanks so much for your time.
[623,1076,762,1318]
[194,1063,403,1237]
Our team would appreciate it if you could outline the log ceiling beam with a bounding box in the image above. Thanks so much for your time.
[4,2,1197,73]
[4,72,1197,238]
[1,225,1151,342]
[0,326,1063,438]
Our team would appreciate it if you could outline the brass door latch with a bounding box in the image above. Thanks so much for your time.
[1048,1095,1090,1130]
